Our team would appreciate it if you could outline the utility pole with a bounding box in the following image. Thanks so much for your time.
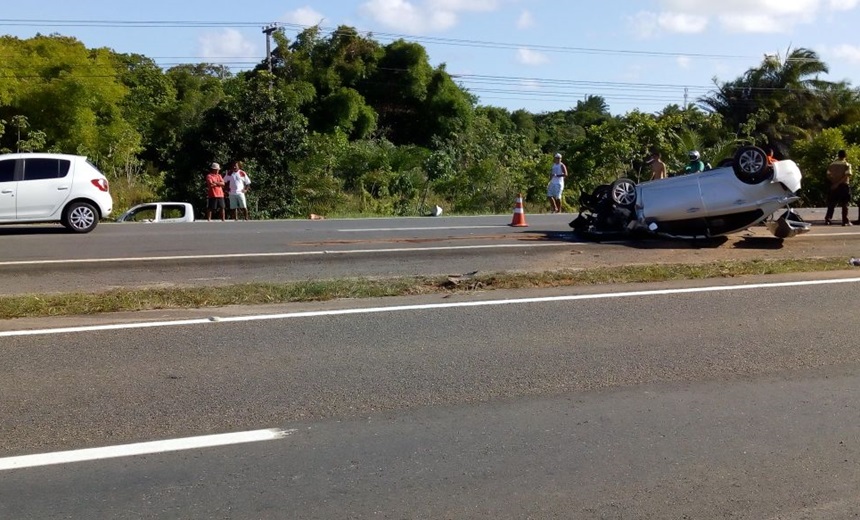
[262,23,278,74]
[683,87,689,108]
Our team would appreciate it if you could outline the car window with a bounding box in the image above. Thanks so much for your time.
[124,206,157,222]
[0,159,14,183]
[161,205,188,220]
[22,158,71,181]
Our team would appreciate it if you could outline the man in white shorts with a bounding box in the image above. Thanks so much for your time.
[225,161,252,220]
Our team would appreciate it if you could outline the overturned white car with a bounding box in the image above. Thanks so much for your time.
[570,146,810,239]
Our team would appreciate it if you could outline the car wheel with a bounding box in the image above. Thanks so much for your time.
[610,178,637,207]
[732,146,770,184]
[63,202,99,233]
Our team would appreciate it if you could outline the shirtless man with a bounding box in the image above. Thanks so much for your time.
[649,151,667,181]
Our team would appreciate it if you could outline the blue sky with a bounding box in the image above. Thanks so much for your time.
[4,1,860,114]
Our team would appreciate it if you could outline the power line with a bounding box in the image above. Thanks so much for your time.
[0,19,831,111]
[0,18,761,61]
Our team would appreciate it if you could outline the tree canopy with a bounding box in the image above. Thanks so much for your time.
[2,31,860,215]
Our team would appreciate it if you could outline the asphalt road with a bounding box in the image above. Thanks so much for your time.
[3,209,860,295]
[0,214,578,295]
[3,276,860,518]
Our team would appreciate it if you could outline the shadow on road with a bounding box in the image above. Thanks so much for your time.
[522,230,578,242]
[529,228,788,251]
[732,236,785,250]
[550,229,731,250]
[0,226,69,235]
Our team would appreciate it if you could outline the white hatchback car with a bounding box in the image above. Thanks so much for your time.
[0,153,113,233]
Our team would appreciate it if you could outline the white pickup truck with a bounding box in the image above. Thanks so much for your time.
[116,202,195,223]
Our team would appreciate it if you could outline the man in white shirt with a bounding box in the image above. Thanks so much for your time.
[547,153,568,213]
[225,161,252,220]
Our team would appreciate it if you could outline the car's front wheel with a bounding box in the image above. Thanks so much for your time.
[732,146,770,184]
[63,202,99,233]
[610,178,637,207]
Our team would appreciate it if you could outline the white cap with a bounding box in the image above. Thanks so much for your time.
[554,153,562,159]
[210,162,220,170]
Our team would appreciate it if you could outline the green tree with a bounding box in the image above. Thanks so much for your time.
[430,113,540,213]
[699,48,832,150]
[791,128,860,206]
[0,35,138,167]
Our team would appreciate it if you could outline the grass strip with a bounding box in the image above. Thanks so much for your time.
[0,257,852,320]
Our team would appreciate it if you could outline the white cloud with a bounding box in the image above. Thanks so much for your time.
[628,11,707,37]
[656,12,708,33]
[635,0,860,35]
[826,43,860,63]
[428,0,501,11]
[282,7,325,27]
[677,55,692,68]
[720,13,790,33]
[659,0,818,16]
[199,29,256,60]
[360,0,503,33]
[516,48,549,66]
[517,10,535,29]
[829,0,860,9]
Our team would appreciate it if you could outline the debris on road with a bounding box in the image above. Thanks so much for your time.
[445,270,482,290]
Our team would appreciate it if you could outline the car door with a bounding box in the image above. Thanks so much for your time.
[15,157,73,219]
[0,158,17,220]
[697,168,756,216]
[638,174,705,222]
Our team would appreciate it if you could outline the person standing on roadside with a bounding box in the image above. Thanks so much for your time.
[649,151,667,181]
[225,161,252,220]
[825,149,852,226]
[547,152,568,213]
[205,162,226,222]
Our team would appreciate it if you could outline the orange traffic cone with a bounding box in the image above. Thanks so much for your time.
[509,193,528,227]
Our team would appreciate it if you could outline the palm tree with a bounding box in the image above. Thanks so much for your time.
[699,47,832,152]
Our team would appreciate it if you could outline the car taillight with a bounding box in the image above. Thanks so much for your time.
[91,179,109,192]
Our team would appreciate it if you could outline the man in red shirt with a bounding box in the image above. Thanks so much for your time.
[205,162,226,222]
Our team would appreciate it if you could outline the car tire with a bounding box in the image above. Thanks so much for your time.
[610,178,637,207]
[732,146,770,184]
[63,201,99,233]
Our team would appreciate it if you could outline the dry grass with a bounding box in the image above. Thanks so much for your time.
[0,257,850,320]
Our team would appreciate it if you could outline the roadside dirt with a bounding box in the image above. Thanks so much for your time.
[532,208,860,272]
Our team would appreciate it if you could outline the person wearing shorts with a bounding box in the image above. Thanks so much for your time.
[205,162,225,221]
[225,161,252,220]
[547,153,568,213]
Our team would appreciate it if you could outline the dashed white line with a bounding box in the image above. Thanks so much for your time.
[3,277,860,338]
[0,428,295,471]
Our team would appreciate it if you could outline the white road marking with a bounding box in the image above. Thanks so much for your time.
[0,428,295,472]
[3,277,859,338]
[0,242,577,267]
[338,225,510,232]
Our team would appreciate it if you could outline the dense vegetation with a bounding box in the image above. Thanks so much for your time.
[2,27,860,217]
